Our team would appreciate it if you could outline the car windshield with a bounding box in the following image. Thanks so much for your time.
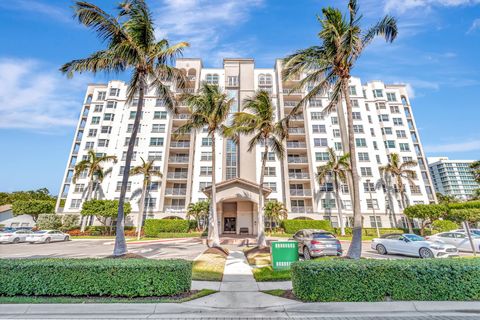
[0,228,16,233]
[312,233,335,239]
[34,231,47,234]
[404,234,425,241]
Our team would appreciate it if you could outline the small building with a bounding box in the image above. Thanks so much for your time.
[0,205,35,228]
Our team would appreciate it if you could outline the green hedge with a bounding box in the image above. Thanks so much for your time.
[292,259,480,302]
[144,219,190,236]
[333,227,405,237]
[0,258,192,297]
[281,219,333,234]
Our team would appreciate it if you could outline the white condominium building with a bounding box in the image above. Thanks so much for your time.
[428,157,479,200]
[56,58,436,233]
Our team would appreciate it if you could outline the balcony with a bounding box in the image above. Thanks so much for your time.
[170,141,190,148]
[291,206,314,213]
[290,189,312,196]
[164,205,186,213]
[283,89,302,95]
[173,114,190,120]
[289,115,305,121]
[165,188,187,196]
[287,142,307,149]
[284,101,297,107]
[288,128,305,135]
[177,88,195,94]
[166,172,188,179]
[169,156,189,163]
[288,172,310,180]
[288,157,308,164]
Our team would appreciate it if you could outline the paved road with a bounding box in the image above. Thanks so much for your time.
[0,238,206,260]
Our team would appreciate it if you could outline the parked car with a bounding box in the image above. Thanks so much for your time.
[452,229,480,237]
[427,231,480,252]
[26,230,70,243]
[292,229,342,259]
[371,233,458,258]
[0,229,33,244]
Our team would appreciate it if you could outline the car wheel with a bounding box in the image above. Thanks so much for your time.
[419,247,434,259]
[64,236,70,241]
[44,237,51,244]
[12,238,20,244]
[376,244,387,255]
[303,247,312,260]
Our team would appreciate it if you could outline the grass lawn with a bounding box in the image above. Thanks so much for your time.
[0,289,216,304]
[71,233,204,240]
[262,289,286,297]
[192,249,227,281]
[252,266,291,282]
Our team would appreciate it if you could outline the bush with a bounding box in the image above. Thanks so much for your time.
[188,219,198,231]
[332,227,405,237]
[292,259,480,302]
[281,219,333,234]
[144,219,190,237]
[12,200,55,222]
[0,258,192,297]
[432,220,458,233]
[36,214,62,230]
[61,214,80,231]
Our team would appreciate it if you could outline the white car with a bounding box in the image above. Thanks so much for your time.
[371,233,458,258]
[427,232,480,252]
[26,230,70,243]
[0,229,33,243]
[452,229,480,237]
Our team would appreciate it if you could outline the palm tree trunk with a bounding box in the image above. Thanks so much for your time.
[386,175,398,228]
[208,131,220,247]
[333,174,345,236]
[342,79,362,259]
[400,188,414,233]
[80,180,94,232]
[113,73,145,256]
[257,142,269,247]
[136,179,148,240]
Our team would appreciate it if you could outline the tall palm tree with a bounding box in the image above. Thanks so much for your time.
[73,150,117,231]
[130,157,162,240]
[379,168,398,228]
[186,200,210,231]
[316,148,350,236]
[230,90,288,247]
[470,160,480,183]
[282,0,397,258]
[61,0,188,256]
[176,82,233,247]
[380,153,417,233]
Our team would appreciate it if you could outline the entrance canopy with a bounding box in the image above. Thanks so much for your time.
[202,178,272,204]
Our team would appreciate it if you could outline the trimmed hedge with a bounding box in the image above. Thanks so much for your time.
[333,227,405,237]
[144,219,190,236]
[0,258,192,297]
[281,219,333,234]
[292,259,480,302]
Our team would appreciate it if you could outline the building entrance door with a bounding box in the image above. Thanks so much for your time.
[224,217,236,234]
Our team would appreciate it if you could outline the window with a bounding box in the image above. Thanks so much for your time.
[399,143,410,152]
[127,124,141,133]
[334,142,342,151]
[91,116,100,125]
[124,137,139,146]
[94,105,103,112]
[356,138,367,147]
[309,99,322,107]
[206,73,219,84]
[202,137,212,146]
[103,113,114,121]
[410,184,421,194]
[366,199,379,209]
[258,74,272,86]
[227,76,239,86]
[96,91,106,101]
[84,141,94,150]
[147,151,162,161]
[351,99,359,107]
[373,89,383,98]
[373,141,378,150]
[382,127,393,135]
[387,92,397,102]
[150,137,164,146]
[201,152,212,161]
[200,166,212,176]
[88,129,97,137]
[153,111,167,119]
[121,151,137,161]
[74,184,85,193]
[358,152,370,162]
[352,112,361,120]
[390,105,400,113]
[314,138,327,147]
[333,129,340,137]
[98,139,109,147]
[312,124,326,133]
[316,152,330,161]
[321,199,336,209]
[109,88,120,96]
[264,167,276,176]
[342,200,352,210]
[349,85,357,95]
[101,126,112,134]
[261,152,275,161]
[369,216,383,228]
[225,139,237,179]
[376,102,386,109]
[403,156,413,162]
[363,182,375,192]
[144,198,156,209]
[116,181,132,192]
[70,199,82,209]
[368,115,372,124]
[370,128,375,136]
[148,182,159,191]
[385,140,396,149]
[378,114,389,122]
[393,117,403,126]
[341,184,349,194]
[311,112,323,120]
[353,124,364,134]
[151,124,165,133]
[319,183,334,192]
[331,117,338,125]
[360,167,373,177]
[376,155,381,164]
[263,182,277,192]
[106,101,117,109]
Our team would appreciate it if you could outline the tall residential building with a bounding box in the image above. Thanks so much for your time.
[56,58,436,233]
[428,157,480,200]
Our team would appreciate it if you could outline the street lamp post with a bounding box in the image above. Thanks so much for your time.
[367,179,380,238]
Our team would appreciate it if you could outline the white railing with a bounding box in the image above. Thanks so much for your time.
[170,141,190,148]
[169,157,189,163]
[166,172,188,179]
[291,206,314,213]
[165,188,187,195]
[288,172,310,179]
[164,205,186,212]
[288,128,305,134]
[173,114,190,119]
[287,142,307,148]
[290,189,312,196]
[288,157,308,164]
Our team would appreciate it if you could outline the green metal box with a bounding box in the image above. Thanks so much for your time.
[271,241,299,270]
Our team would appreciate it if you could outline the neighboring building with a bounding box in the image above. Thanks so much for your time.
[428,157,480,200]
[0,205,35,228]
[56,58,436,232]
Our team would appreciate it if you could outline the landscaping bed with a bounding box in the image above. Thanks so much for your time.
[192,248,228,281]
[245,246,292,282]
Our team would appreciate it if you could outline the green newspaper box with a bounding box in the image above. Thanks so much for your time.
[271,241,299,270]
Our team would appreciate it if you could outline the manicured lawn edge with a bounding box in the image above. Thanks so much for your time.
[252,266,291,282]
[192,248,227,281]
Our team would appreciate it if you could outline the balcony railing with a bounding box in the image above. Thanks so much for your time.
[165,188,187,195]
[173,114,190,120]
[164,205,186,212]
[288,172,310,179]
[288,157,308,164]
[290,115,304,121]
[288,128,305,134]
[291,206,314,213]
[283,89,302,94]
[169,157,189,163]
[170,141,190,148]
[287,142,307,148]
[290,189,312,196]
[167,172,188,179]
[284,101,297,107]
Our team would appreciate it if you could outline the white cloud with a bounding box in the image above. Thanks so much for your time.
[0,0,71,23]
[384,0,480,14]
[0,58,90,132]
[153,0,263,66]
[468,18,480,33]
[425,140,480,153]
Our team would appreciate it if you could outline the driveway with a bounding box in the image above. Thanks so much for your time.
[0,238,206,260]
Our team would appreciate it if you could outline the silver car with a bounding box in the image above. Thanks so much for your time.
[26,230,70,243]
[0,229,33,244]
[427,231,480,252]
[293,229,342,259]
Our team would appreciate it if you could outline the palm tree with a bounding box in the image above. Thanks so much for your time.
[130,157,162,240]
[186,200,210,231]
[61,1,188,256]
[230,90,288,247]
[73,150,117,231]
[176,82,233,247]
[379,168,398,228]
[316,148,350,236]
[282,0,397,258]
[470,161,480,183]
[264,200,288,232]
[380,153,417,233]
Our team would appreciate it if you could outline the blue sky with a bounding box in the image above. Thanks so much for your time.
[0,0,479,193]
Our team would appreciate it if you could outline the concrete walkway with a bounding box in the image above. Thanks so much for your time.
[185,250,296,309]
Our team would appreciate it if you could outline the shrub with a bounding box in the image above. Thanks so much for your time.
[432,220,458,233]
[12,200,55,222]
[144,219,190,237]
[0,258,192,297]
[292,259,480,302]
[61,214,80,231]
[281,219,333,234]
[188,219,198,231]
[36,214,62,230]
[332,228,405,237]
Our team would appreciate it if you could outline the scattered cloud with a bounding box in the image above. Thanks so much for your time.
[425,139,480,153]
[0,0,72,23]
[153,0,263,66]
[468,18,480,33]
[0,58,90,132]
[384,0,480,14]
